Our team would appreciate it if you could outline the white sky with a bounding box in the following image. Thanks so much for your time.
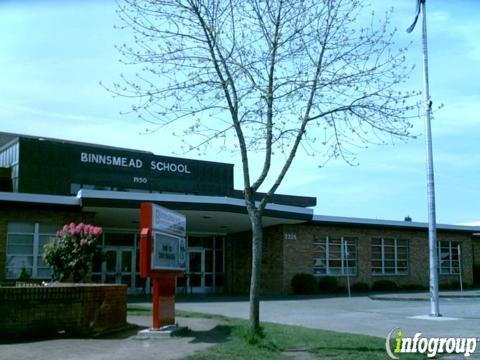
[0,0,479,225]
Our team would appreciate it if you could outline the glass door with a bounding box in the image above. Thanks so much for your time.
[119,249,133,288]
[104,247,135,292]
[187,249,205,293]
[180,236,225,294]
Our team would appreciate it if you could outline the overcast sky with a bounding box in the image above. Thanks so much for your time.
[0,0,479,225]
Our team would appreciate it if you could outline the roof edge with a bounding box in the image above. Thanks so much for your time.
[0,191,80,206]
[77,189,314,216]
[312,214,480,233]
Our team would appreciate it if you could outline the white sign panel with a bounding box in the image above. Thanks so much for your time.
[152,232,186,270]
[152,204,186,238]
[149,204,186,270]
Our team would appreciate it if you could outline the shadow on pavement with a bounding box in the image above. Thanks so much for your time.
[182,324,232,344]
[0,323,231,346]
[0,324,141,344]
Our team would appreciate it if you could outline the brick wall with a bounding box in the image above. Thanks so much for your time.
[0,207,95,282]
[226,222,475,295]
[472,237,480,265]
[283,224,474,293]
[0,283,127,339]
[473,237,480,284]
[225,225,285,295]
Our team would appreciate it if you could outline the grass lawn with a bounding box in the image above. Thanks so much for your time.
[127,306,421,359]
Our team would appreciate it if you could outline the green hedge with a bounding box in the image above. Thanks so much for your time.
[474,264,480,284]
[318,277,343,293]
[351,282,369,293]
[291,273,317,294]
[372,280,399,292]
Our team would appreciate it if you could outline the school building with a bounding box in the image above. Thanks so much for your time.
[1,132,479,294]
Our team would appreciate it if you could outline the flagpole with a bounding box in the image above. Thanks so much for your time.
[419,0,440,317]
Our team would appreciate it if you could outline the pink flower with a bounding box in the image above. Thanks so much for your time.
[74,223,85,235]
[80,238,87,247]
[92,227,102,237]
[68,222,77,235]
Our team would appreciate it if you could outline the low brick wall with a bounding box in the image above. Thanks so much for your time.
[0,283,127,339]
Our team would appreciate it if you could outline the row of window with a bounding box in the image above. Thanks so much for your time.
[313,236,462,277]
[5,223,226,281]
[5,222,464,280]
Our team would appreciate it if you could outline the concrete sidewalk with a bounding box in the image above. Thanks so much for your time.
[0,316,226,360]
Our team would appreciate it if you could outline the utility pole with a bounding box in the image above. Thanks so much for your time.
[407,0,440,317]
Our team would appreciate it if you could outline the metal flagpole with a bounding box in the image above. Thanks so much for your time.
[407,0,440,316]
[458,244,463,292]
[344,239,351,297]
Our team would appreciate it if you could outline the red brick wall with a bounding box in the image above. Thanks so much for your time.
[473,237,480,265]
[225,225,284,295]
[0,284,127,339]
[226,222,475,295]
[284,224,474,293]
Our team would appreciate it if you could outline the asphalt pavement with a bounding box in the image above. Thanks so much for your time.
[172,292,480,339]
[3,291,480,360]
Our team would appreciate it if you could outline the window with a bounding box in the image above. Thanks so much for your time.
[438,241,460,275]
[371,238,408,275]
[6,222,58,279]
[313,236,357,276]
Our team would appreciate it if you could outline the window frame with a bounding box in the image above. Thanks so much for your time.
[371,238,409,276]
[6,222,57,279]
[313,236,358,277]
[437,240,461,275]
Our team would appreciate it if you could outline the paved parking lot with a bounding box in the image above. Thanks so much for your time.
[176,294,480,339]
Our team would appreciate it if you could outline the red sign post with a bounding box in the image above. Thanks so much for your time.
[139,202,186,330]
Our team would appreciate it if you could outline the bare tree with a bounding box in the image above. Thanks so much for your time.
[111,0,417,332]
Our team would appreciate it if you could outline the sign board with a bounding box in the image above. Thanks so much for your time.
[151,204,186,238]
[140,202,186,273]
[138,202,186,330]
[18,137,234,196]
[152,233,186,270]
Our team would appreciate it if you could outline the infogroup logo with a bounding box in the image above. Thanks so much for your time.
[385,327,479,359]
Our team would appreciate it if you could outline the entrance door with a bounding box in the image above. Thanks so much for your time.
[188,249,206,293]
[104,247,134,291]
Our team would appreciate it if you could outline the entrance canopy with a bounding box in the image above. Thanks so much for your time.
[79,189,313,233]
[0,189,313,234]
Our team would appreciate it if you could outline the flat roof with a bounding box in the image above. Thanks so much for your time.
[0,191,80,206]
[1,131,316,207]
[77,189,314,221]
[0,131,233,166]
[312,214,480,233]
[0,131,152,155]
[0,191,477,234]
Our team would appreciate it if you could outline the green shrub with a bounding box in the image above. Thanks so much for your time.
[318,276,340,293]
[351,282,369,293]
[440,281,468,290]
[400,284,427,291]
[291,273,317,295]
[18,267,31,282]
[44,223,103,282]
[474,264,480,284]
[372,280,398,292]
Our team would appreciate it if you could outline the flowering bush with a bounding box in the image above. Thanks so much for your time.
[43,223,103,282]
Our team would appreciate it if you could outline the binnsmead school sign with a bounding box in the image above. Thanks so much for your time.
[18,137,234,196]
[80,152,191,174]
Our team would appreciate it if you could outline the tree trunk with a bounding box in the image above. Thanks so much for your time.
[249,212,263,331]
